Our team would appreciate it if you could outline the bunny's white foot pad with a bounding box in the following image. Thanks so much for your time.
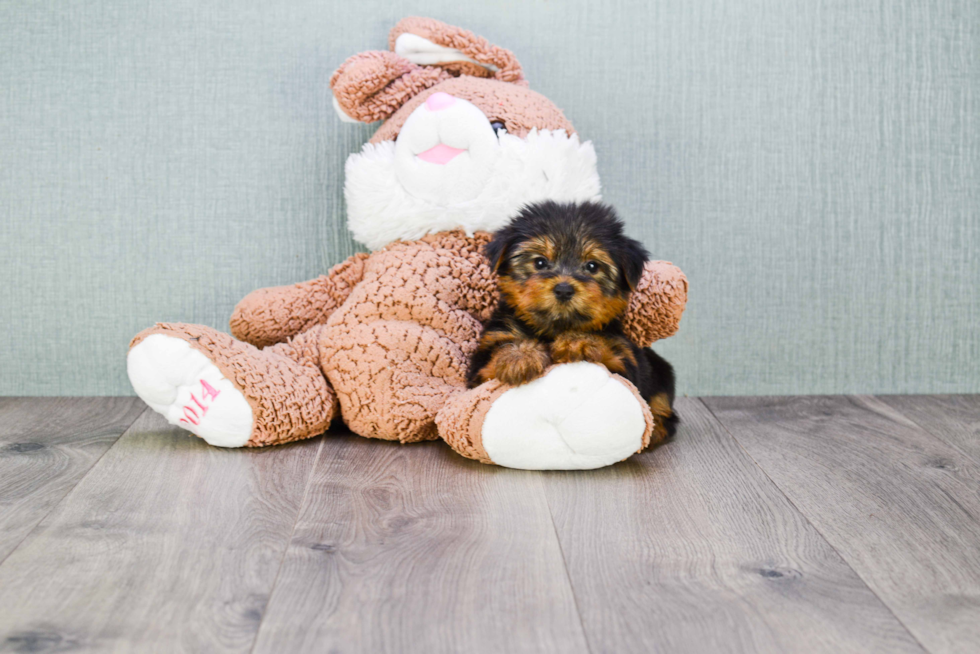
[127,334,254,447]
[481,362,646,470]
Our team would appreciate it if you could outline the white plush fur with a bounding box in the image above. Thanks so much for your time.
[481,362,646,470]
[344,128,601,250]
[128,334,254,448]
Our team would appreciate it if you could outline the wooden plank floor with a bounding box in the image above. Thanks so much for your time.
[0,396,977,653]
[704,396,980,654]
[0,398,145,563]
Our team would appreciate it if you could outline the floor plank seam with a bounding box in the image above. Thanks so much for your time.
[0,405,150,571]
[872,395,980,469]
[542,477,594,654]
[697,398,933,654]
[248,435,326,654]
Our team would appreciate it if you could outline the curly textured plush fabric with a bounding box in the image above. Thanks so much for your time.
[388,16,527,84]
[130,323,337,447]
[230,252,370,349]
[331,16,532,128]
[328,14,573,143]
[317,231,496,443]
[330,51,452,124]
[622,261,689,347]
[436,61,493,78]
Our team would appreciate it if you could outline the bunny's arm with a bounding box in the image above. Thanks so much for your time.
[622,261,689,347]
[230,253,370,348]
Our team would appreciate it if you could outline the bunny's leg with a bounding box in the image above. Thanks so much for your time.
[127,323,336,447]
[436,362,656,469]
[322,319,469,444]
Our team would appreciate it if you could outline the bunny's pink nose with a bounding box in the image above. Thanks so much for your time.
[425,92,456,111]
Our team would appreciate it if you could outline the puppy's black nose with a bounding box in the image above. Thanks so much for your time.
[553,282,575,302]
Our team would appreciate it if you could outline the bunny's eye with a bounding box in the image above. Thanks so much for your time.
[490,121,506,135]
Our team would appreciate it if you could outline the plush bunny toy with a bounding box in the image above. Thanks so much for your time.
[127,17,688,470]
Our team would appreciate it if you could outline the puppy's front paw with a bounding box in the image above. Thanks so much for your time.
[479,341,551,386]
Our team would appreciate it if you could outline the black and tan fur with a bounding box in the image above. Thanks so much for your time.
[468,201,678,444]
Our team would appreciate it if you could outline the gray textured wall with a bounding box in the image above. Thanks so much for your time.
[2,0,978,396]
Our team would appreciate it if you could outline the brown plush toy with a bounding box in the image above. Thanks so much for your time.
[127,17,688,470]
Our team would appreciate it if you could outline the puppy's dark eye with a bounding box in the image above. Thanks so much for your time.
[533,257,549,270]
[585,261,600,274]
[490,121,506,135]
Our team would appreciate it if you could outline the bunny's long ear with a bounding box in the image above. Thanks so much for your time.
[331,17,528,125]
[389,17,527,86]
[330,51,452,124]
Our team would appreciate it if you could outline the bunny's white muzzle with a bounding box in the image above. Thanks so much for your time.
[393,92,499,205]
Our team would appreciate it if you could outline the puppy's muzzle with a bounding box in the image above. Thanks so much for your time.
[553,282,575,303]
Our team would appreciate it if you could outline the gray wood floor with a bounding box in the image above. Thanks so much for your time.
[0,396,977,654]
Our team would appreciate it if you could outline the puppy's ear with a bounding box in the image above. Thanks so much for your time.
[484,227,519,275]
[618,236,650,292]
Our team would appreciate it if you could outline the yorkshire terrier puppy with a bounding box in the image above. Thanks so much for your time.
[468,200,678,443]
